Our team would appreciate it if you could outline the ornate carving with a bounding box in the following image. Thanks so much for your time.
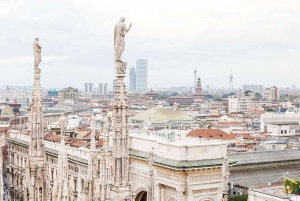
[193,188,218,195]
[189,174,221,183]
[157,172,180,182]
[115,61,127,75]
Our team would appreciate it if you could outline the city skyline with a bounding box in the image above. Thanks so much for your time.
[1,1,300,89]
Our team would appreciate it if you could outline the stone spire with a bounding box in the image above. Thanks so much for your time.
[83,114,99,200]
[90,115,97,150]
[0,150,3,200]
[57,136,69,200]
[110,17,133,201]
[24,38,48,201]
[147,147,155,201]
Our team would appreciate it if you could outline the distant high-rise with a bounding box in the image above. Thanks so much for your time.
[113,79,117,92]
[129,66,136,91]
[229,70,233,91]
[84,83,93,93]
[242,84,264,93]
[263,86,280,101]
[99,83,103,94]
[136,59,148,92]
[103,83,108,94]
[194,68,197,92]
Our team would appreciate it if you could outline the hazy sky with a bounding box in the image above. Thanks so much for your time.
[1,0,300,90]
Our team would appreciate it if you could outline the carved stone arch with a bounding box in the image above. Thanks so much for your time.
[135,186,147,195]
[167,194,177,201]
[135,186,148,201]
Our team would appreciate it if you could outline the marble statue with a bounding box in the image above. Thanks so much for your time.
[33,37,42,67]
[222,157,229,179]
[59,112,67,137]
[114,17,132,62]
[221,157,230,201]
[149,147,154,166]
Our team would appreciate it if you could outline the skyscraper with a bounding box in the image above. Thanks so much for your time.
[113,79,117,92]
[99,83,103,94]
[129,66,136,91]
[136,59,148,92]
[229,70,233,91]
[194,68,197,91]
[103,83,108,94]
[84,83,93,93]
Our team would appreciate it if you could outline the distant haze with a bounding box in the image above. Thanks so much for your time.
[1,1,300,89]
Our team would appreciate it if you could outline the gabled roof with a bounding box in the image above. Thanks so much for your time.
[186,129,237,140]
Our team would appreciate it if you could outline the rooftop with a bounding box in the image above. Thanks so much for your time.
[131,106,193,122]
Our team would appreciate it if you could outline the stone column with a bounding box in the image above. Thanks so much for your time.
[176,188,184,201]
[155,183,161,201]
[161,185,165,201]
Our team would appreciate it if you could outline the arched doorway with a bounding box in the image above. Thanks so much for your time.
[135,191,147,201]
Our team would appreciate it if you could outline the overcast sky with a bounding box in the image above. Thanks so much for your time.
[1,0,300,90]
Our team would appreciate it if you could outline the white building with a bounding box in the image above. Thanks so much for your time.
[204,100,224,111]
[242,85,264,93]
[228,96,251,113]
[260,112,300,132]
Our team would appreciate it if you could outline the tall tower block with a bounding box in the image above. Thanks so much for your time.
[229,69,233,91]
[194,68,197,92]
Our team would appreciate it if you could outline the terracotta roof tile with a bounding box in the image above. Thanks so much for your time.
[186,129,237,140]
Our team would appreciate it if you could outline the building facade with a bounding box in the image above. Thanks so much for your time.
[263,86,280,101]
[228,96,252,113]
[47,89,60,97]
[242,85,264,93]
[58,87,79,104]
[136,59,148,92]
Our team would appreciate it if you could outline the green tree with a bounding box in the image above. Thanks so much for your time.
[228,194,248,201]
[170,92,178,96]
[222,94,229,98]
[229,92,236,96]
[255,93,262,99]
[157,93,168,100]
[214,97,223,101]
[205,94,214,99]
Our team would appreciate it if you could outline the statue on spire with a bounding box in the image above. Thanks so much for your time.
[114,17,132,62]
[33,37,42,68]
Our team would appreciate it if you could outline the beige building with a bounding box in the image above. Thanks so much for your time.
[263,86,280,101]
[58,87,79,104]
[228,96,251,113]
